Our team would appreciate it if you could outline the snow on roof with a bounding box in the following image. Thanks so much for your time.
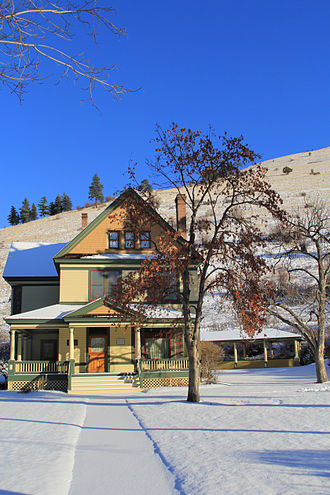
[200,328,300,342]
[3,242,67,278]
[6,304,83,321]
[81,253,155,260]
[129,304,184,319]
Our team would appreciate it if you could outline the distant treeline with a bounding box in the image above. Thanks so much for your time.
[8,194,73,225]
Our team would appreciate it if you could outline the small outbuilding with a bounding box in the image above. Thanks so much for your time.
[201,328,303,369]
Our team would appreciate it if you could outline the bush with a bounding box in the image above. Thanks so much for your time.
[200,342,224,383]
[283,166,293,175]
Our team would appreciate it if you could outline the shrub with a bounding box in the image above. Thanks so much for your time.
[283,166,293,175]
[200,341,224,383]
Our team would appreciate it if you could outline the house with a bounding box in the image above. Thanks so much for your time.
[4,189,199,393]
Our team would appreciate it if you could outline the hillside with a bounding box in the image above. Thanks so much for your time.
[1,146,329,338]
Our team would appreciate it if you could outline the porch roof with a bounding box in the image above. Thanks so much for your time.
[5,303,83,322]
[200,328,302,343]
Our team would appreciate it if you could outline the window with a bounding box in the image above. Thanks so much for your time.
[142,329,183,359]
[140,231,151,249]
[90,270,120,300]
[125,232,135,249]
[108,231,119,249]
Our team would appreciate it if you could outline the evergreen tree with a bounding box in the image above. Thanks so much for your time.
[61,193,72,212]
[38,196,49,217]
[8,206,20,226]
[49,201,56,216]
[20,198,31,223]
[54,194,63,214]
[30,203,38,221]
[88,174,104,206]
[138,179,153,194]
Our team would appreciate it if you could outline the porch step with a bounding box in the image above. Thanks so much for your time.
[69,373,141,394]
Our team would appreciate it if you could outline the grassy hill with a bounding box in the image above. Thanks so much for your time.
[1,146,329,339]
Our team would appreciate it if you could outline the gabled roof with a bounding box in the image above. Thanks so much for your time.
[3,242,66,279]
[53,188,197,260]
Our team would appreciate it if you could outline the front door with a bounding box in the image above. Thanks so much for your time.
[88,334,107,372]
[41,340,58,361]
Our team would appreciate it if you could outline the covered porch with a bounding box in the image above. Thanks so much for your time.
[201,328,304,369]
[6,302,190,391]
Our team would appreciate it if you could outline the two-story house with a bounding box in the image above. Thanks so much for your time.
[4,188,199,393]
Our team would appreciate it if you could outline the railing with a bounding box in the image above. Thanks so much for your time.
[10,360,69,375]
[140,357,189,371]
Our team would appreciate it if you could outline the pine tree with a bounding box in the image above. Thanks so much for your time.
[54,194,63,214]
[61,193,72,212]
[20,198,31,223]
[30,203,38,221]
[38,196,49,217]
[49,201,56,216]
[88,174,104,206]
[8,206,20,225]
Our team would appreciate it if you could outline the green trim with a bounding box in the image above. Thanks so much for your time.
[5,318,65,325]
[86,328,89,372]
[142,370,189,379]
[5,277,59,285]
[107,326,110,372]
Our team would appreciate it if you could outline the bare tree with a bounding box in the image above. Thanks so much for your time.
[269,200,329,383]
[115,124,285,402]
[0,0,132,105]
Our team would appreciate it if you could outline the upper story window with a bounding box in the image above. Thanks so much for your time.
[140,231,151,249]
[108,231,119,249]
[90,270,120,301]
[125,232,135,249]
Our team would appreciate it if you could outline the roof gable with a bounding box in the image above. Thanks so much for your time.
[54,188,187,260]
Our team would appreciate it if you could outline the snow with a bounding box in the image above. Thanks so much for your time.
[201,327,300,342]
[3,242,67,278]
[81,253,155,260]
[0,364,329,494]
[5,303,84,321]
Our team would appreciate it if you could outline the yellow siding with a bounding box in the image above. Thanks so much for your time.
[60,269,89,302]
[109,326,134,373]
[59,327,87,373]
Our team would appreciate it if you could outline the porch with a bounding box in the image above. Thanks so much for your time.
[7,357,189,392]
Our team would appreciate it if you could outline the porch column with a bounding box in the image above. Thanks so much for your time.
[69,327,75,361]
[233,343,238,369]
[263,340,268,368]
[135,327,141,359]
[242,343,247,360]
[269,342,274,360]
[17,333,22,361]
[10,329,16,360]
[294,340,300,366]
[23,335,29,360]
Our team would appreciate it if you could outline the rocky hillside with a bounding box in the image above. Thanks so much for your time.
[1,146,329,339]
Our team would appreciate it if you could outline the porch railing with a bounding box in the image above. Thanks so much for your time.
[140,357,189,371]
[9,360,69,375]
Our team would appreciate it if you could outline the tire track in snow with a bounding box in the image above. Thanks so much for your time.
[125,399,185,495]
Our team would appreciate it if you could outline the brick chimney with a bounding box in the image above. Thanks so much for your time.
[175,194,186,238]
[81,213,88,229]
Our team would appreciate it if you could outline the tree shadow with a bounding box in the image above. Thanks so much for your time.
[248,449,330,478]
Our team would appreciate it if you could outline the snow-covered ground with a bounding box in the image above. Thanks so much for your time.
[0,364,329,495]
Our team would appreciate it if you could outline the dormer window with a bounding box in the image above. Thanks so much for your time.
[108,231,119,249]
[140,231,151,249]
[125,232,135,249]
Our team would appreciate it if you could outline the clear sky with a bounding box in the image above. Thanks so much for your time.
[1,0,329,227]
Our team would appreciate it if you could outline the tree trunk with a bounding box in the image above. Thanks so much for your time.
[187,343,200,402]
[315,344,328,383]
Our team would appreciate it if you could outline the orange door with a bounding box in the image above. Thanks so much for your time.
[88,335,107,372]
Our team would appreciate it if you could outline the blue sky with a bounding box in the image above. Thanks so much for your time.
[1,0,329,227]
